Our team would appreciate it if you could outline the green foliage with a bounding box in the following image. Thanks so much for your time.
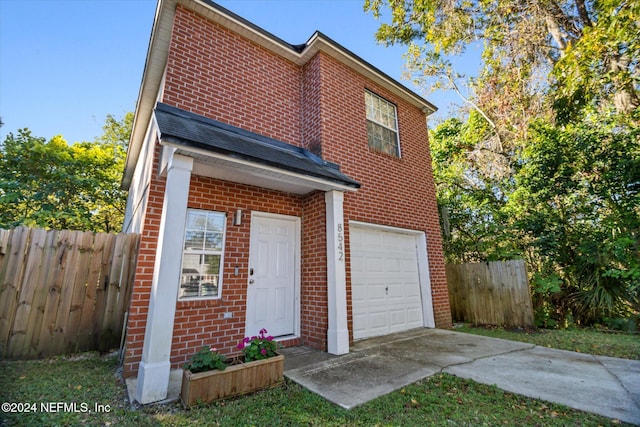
[430,116,519,263]
[184,346,228,373]
[554,0,640,117]
[431,111,639,325]
[0,353,619,426]
[458,324,640,360]
[0,113,131,233]
[238,329,278,362]
[370,0,639,325]
[510,115,640,325]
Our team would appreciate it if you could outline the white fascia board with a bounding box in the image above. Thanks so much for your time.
[159,140,358,194]
[123,0,177,189]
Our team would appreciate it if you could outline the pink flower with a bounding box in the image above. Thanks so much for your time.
[261,348,267,355]
[211,347,217,352]
[237,342,244,350]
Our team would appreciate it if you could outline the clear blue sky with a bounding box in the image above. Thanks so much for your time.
[0,0,470,145]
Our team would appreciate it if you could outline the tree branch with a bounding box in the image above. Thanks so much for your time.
[574,0,592,28]
[448,76,504,153]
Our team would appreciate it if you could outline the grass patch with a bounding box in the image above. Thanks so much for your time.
[0,353,627,426]
[456,325,640,360]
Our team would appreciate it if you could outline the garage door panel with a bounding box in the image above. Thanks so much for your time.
[385,258,401,273]
[386,284,404,299]
[368,284,387,301]
[389,309,407,327]
[407,307,423,323]
[365,257,385,272]
[351,255,364,272]
[352,286,367,302]
[401,259,418,273]
[351,225,424,340]
[369,311,388,328]
[405,282,422,297]
[362,231,383,247]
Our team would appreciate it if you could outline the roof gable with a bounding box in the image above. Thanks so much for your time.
[123,0,436,189]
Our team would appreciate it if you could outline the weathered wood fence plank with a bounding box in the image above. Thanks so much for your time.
[0,226,31,356]
[0,227,139,359]
[446,259,535,328]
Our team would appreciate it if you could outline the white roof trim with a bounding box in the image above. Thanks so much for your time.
[160,140,358,195]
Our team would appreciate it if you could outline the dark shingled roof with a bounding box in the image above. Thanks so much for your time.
[154,103,360,189]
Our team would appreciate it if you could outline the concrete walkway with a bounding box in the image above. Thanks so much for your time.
[281,328,640,425]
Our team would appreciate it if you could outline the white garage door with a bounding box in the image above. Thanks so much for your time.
[350,224,424,340]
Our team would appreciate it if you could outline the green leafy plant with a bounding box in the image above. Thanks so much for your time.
[184,346,228,373]
[237,328,278,362]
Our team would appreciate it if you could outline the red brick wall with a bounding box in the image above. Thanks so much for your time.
[301,55,323,155]
[170,176,304,369]
[312,52,452,330]
[123,152,307,376]
[123,142,165,378]
[163,6,303,147]
[300,191,328,348]
[124,3,451,378]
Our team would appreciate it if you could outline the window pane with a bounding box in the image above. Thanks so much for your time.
[365,91,399,156]
[381,127,399,156]
[204,231,223,250]
[187,211,207,230]
[180,254,220,298]
[365,91,373,118]
[367,120,398,156]
[206,213,225,231]
[180,209,226,300]
[184,230,204,250]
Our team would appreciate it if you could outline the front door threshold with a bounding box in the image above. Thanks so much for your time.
[274,334,298,342]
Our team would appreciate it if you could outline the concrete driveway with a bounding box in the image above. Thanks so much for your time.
[281,328,640,424]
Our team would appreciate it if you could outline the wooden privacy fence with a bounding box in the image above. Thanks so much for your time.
[0,227,139,359]
[446,259,535,328]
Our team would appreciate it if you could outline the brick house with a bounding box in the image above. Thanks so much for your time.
[121,0,452,404]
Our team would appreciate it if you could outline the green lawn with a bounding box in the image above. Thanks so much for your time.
[455,325,640,360]
[0,351,628,426]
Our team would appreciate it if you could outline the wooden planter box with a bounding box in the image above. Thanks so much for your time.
[181,354,284,406]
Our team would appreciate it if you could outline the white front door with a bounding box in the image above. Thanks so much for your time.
[245,213,299,338]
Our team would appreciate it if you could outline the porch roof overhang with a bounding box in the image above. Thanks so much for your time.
[154,103,360,195]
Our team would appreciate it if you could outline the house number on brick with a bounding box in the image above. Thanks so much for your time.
[337,223,344,261]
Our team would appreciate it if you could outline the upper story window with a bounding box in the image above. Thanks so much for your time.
[179,209,226,300]
[365,90,400,157]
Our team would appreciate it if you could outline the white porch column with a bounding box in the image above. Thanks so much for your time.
[136,153,193,404]
[325,190,349,355]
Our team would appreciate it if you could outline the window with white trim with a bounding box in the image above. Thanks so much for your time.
[179,209,226,300]
[365,90,400,157]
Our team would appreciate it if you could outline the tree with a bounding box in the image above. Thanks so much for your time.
[365,0,639,142]
[508,115,640,325]
[554,0,640,118]
[0,114,131,233]
[99,112,134,148]
[366,0,640,326]
[430,115,519,263]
